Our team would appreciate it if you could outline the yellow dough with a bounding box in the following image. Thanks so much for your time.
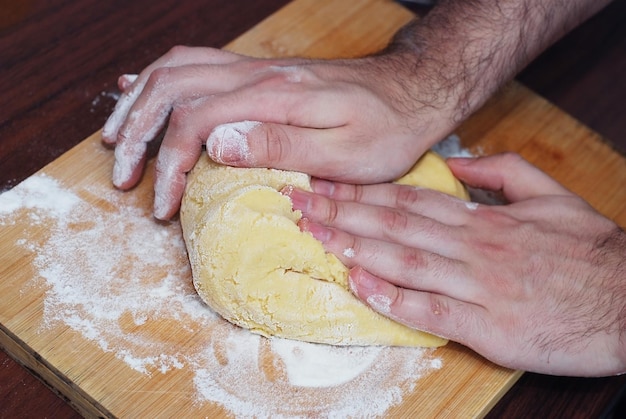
[180,151,468,347]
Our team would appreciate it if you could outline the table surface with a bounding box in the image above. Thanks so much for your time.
[1,1,625,417]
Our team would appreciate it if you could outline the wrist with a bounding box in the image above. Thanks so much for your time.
[382,9,519,125]
[380,0,612,129]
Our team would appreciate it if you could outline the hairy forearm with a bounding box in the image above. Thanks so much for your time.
[384,0,611,133]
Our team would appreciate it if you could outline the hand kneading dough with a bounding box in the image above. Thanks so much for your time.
[181,151,469,347]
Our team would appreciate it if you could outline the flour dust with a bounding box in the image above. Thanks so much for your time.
[1,171,445,417]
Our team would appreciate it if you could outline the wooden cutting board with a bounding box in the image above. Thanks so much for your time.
[1,0,624,417]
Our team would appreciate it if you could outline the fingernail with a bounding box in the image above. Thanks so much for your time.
[206,121,260,164]
[311,178,335,196]
[350,267,379,291]
[284,187,310,213]
[299,218,331,243]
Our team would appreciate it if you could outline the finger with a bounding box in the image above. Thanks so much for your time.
[284,187,462,258]
[348,267,484,342]
[299,218,473,300]
[105,49,245,189]
[448,153,572,202]
[149,78,345,217]
[153,138,203,220]
[198,79,417,183]
[111,62,269,188]
[146,81,391,207]
[309,179,475,225]
[153,113,343,219]
[117,74,138,92]
[206,122,379,181]
[102,46,243,144]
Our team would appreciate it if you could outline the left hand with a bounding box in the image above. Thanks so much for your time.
[101,46,456,220]
[283,152,626,376]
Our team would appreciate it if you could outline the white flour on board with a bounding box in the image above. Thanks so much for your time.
[0,174,442,417]
[0,133,475,417]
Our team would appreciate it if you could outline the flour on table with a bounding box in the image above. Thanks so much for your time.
[0,172,444,417]
[0,174,79,219]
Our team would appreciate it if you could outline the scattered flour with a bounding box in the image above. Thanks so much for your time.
[343,247,356,258]
[90,90,122,112]
[366,294,393,315]
[465,201,479,211]
[0,175,79,219]
[0,172,443,417]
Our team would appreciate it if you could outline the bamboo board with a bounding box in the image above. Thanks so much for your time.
[1,0,624,417]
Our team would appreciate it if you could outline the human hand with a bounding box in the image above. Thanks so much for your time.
[284,152,626,376]
[102,45,456,219]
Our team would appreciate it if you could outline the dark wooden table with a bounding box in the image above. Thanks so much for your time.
[1,1,624,417]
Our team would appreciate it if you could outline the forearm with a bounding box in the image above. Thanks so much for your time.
[383,0,611,138]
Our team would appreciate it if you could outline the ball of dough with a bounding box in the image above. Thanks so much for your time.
[181,151,468,347]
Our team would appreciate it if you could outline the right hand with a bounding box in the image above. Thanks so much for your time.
[285,153,626,376]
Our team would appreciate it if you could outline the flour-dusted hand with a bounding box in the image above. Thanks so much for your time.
[285,153,626,376]
[101,46,457,220]
[101,0,610,220]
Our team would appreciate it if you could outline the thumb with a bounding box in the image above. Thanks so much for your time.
[206,121,315,169]
[205,121,375,182]
[447,152,571,202]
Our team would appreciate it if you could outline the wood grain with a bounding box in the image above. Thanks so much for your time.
[0,129,521,417]
[4,1,520,417]
[517,0,626,155]
[1,0,625,417]
[0,0,288,192]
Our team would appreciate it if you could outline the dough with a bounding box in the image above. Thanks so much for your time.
[181,151,468,347]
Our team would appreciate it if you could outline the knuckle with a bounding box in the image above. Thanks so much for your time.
[389,286,405,311]
[400,247,427,273]
[166,45,190,59]
[501,151,523,161]
[168,101,197,130]
[266,64,314,85]
[116,128,131,145]
[146,66,172,89]
[324,198,341,225]
[261,124,287,166]
[353,184,365,203]
[429,293,450,317]
[381,208,409,235]
[304,193,340,227]
[498,151,525,167]
[475,205,516,227]
[395,185,420,210]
